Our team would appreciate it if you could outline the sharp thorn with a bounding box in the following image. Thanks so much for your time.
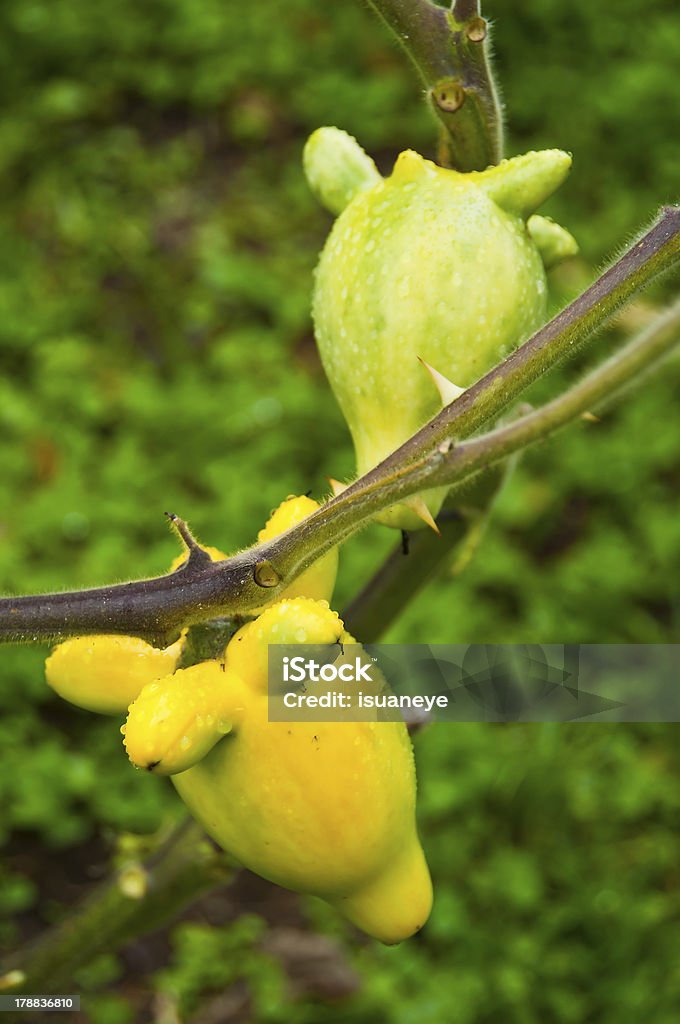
[417,357,466,406]
[328,477,348,497]
[404,496,441,536]
[164,512,212,566]
[581,411,600,423]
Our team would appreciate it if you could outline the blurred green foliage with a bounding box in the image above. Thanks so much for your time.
[157,917,285,1019]
[0,0,678,1020]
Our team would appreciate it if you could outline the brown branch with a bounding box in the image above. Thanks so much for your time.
[0,209,677,647]
[365,0,503,169]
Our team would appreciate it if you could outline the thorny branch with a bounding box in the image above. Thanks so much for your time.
[0,208,678,648]
[365,0,503,170]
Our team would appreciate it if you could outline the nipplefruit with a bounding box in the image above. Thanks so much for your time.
[305,127,577,529]
[47,502,432,942]
[132,598,434,945]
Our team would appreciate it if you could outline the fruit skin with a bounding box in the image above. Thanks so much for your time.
[304,126,381,216]
[171,597,433,944]
[45,634,184,715]
[123,662,249,775]
[307,132,575,529]
[225,596,346,691]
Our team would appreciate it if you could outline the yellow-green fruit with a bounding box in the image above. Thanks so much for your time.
[307,131,575,529]
[173,598,432,943]
[45,634,184,715]
[123,662,249,774]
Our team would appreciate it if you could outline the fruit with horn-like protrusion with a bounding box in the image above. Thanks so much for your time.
[122,662,249,775]
[305,128,578,530]
[45,634,185,715]
[121,597,433,944]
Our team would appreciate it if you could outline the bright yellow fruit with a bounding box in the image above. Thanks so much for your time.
[45,633,184,715]
[225,597,346,692]
[174,698,432,944]
[172,598,432,944]
[123,662,249,774]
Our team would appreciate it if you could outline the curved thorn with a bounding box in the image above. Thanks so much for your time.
[418,357,466,406]
[164,513,213,568]
[328,477,349,498]
[404,496,441,535]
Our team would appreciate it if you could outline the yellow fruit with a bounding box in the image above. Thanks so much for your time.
[226,597,346,692]
[45,634,184,715]
[172,598,432,943]
[123,662,249,774]
[175,700,432,943]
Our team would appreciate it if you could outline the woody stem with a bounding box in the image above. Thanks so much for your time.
[365,0,503,169]
[0,208,678,647]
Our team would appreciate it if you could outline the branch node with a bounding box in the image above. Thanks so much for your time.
[253,559,281,589]
[365,0,502,170]
[465,16,487,43]
[431,80,466,114]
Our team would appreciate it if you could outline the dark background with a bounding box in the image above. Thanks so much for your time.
[0,0,678,1020]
